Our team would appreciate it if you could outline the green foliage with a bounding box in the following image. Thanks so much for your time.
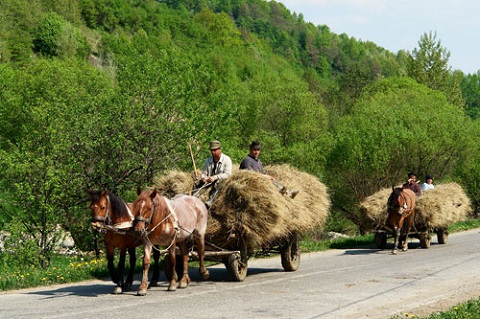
[407,31,464,107]
[327,77,474,228]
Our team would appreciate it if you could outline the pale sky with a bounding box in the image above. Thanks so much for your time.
[279,0,480,74]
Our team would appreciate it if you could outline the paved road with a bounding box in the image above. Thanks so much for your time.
[1,228,480,319]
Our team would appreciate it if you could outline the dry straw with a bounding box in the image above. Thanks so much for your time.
[152,164,330,250]
[360,182,471,230]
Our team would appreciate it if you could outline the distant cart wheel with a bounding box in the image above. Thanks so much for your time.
[437,228,449,244]
[227,253,248,282]
[164,255,185,281]
[281,233,300,271]
[419,232,431,249]
[374,232,387,249]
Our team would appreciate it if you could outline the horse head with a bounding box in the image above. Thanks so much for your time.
[387,186,409,216]
[87,189,111,229]
[133,187,158,237]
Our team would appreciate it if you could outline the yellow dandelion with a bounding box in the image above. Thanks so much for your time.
[42,277,46,281]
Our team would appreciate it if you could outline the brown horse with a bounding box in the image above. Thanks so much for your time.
[87,190,161,294]
[133,187,209,295]
[386,187,416,254]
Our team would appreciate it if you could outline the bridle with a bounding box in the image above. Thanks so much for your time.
[134,196,178,236]
[388,190,412,216]
[91,194,134,230]
[91,194,112,225]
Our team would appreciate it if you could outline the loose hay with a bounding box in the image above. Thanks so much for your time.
[414,183,472,228]
[153,164,331,250]
[152,170,197,197]
[360,183,472,230]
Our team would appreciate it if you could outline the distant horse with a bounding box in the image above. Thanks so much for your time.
[87,190,161,294]
[386,187,416,254]
[133,187,209,295]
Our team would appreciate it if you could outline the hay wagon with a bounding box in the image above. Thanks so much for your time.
[360,183,471,250]
[372,222,448,249]
[155,165,330,281]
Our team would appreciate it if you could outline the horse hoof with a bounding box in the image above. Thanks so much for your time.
[402,247,408,252]
[391,250,397,255]
[136,289,147,296]
[178,281,188,289]
[113,286,123,294]
[200,270,210,280]
[167,284,177,292]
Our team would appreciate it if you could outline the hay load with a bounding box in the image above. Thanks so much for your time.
[209,170,292,248]
[360,182,471,230]
[152,170,196,198]
[153,164,330,250]
[265,164,330,231]
[414,183,472,228]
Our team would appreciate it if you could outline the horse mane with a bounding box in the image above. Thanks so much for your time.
[107,191,131,219]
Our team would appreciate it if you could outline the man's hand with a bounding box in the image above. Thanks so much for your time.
[206,175,217,183]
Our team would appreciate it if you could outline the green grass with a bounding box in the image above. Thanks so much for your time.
[0,255,110,291]
[392,297,480,319]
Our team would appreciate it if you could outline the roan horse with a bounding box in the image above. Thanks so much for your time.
[386,186,416,255]
[133,187,209,295]
[87,190,160,294]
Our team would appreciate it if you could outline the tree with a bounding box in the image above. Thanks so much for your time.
[407,31,463,106]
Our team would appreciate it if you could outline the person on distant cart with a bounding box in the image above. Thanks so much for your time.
[403,172,422,197]
[421,175,435,191]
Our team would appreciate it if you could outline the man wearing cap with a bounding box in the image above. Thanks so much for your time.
[239,141,266,173]
[403,172,422,197]
[239,140,299,199]
[197,140,232,207]
[200,140,232,184]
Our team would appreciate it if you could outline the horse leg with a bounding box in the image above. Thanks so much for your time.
[195,233,209,280]
[105,245,122,293]
[402,214,413,252]
[149,246,160,287]
[113,248,127,294]
[167,244,178,291]
[177,242,190,289]
[124,247,136,292]
[392,227,399,255]
[137,244,152,296]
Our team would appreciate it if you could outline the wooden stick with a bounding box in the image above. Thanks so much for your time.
[188,144,198,179]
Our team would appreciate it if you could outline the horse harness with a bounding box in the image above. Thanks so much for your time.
[135,196,180,235]
[388,190,414,216]
[91,194,134,233]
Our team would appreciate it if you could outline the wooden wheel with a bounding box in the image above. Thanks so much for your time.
[437,228,448,244]
[374,232,387,249]
[227,253,248,282]
[281,233,300,271]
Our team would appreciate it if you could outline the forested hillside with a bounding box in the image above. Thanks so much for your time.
[1,0,480,266]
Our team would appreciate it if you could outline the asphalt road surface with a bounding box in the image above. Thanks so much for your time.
[1,228,480,319]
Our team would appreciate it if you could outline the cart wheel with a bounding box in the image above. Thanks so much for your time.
[374,232,387,249]
[419,232,431,249]
[437,228,448,244]
[227,253,248,282]
[281,233,300,271]
[164,255,185,281]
